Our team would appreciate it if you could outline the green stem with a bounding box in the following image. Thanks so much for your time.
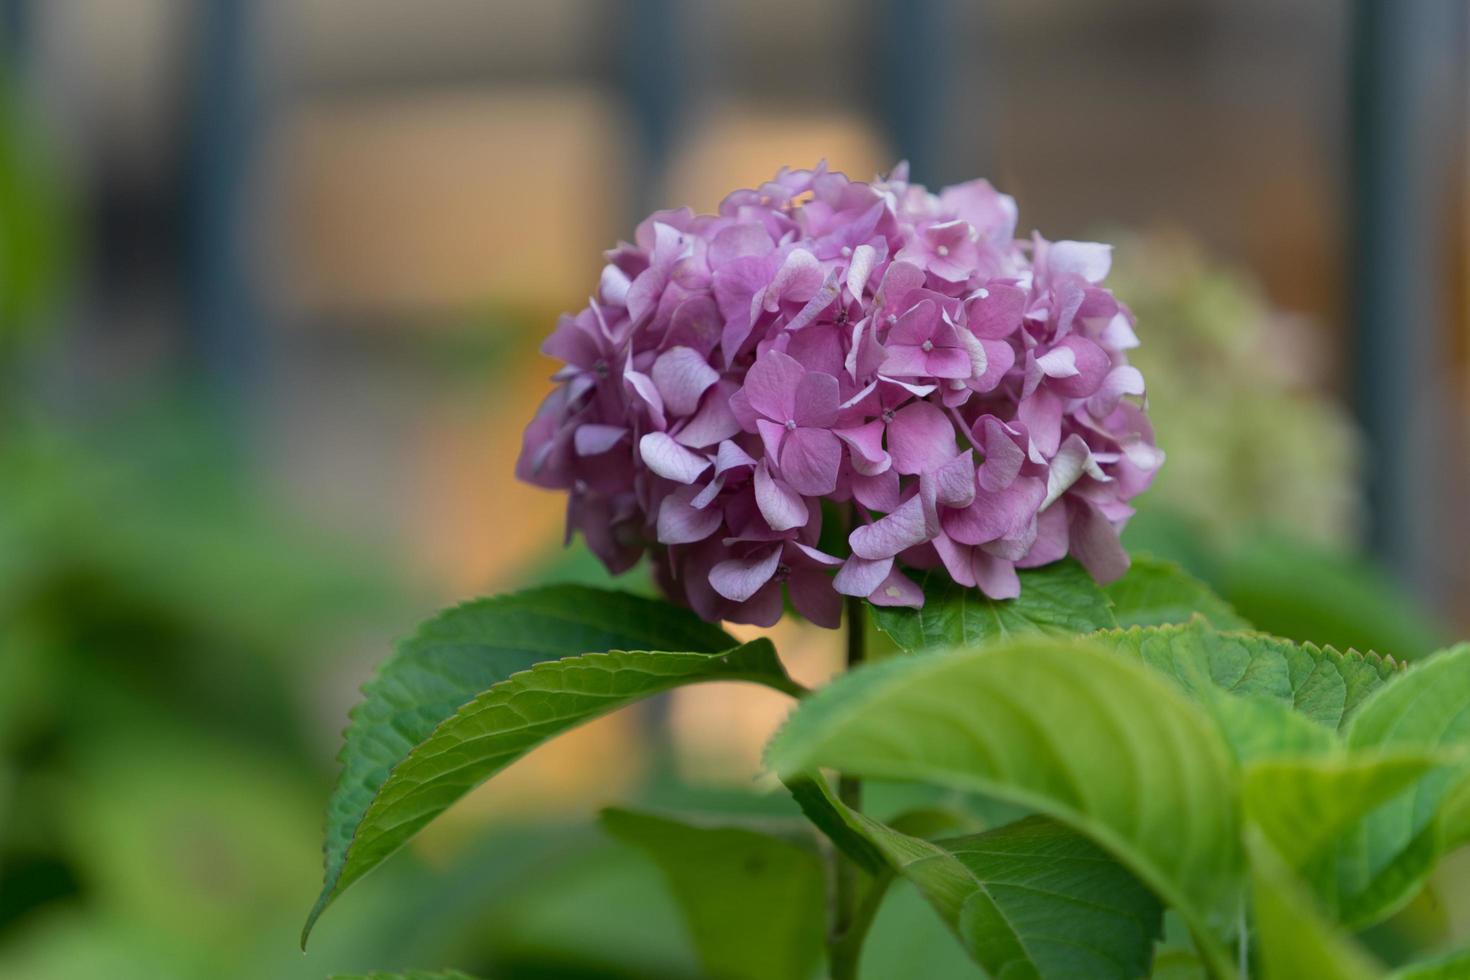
[830,592,867,980]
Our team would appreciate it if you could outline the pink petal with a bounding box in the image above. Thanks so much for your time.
[754,460,808,531]
[1017,501,1070,567]
[965,283,1027,339]
[923,347,974,380]
[887,401,958,475]
[744,350,804,421]
[1087,365,1145,418]
[833,555,894,597]
[652,346,719,416]
[1017,389,1063,457]
[866,568,924,607]
[1043,434,1110,509]
[1069,502,1129,584]
[972,552,1021,600]
[976,416,1024,491]
[788,568,842,628]
[888,299,939,345]
[793,371,841,427]
[790,541,843,567]
[714,439,757,475]
[834,420,891,476]
[708,222,773,266]
[674,383,741,448]
[879,344,934,378]
[709,546,783,602]
[657,489,723,544]
[846,243,878,299]
[942,477,1045,546]
[1049,336,1110,399]
[1046,240,1112,284]
[574,424,627,456]
[850,494,932,560]
[852,468,901,512]
[780,426,842,496]
[639,432,710,484]
[762,249,824,310]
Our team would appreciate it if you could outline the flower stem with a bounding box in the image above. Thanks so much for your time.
[830,592,867,980]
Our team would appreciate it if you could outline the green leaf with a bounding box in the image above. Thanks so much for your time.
[1389,947,1470,979]
[1094,618,1401,731]
[1243,752,1440,868]
[799,776,1161,980]
[1247,829,1382,980]
[330,973,479,980]
[1104,555,1250,629]
[766,636,1241,974]
[306,586,768,943]
[1333,644,1470,926]
[871,559,1116,653]
[600,808,825,980]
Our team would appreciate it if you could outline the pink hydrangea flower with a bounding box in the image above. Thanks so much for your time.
[518,163,1162,626]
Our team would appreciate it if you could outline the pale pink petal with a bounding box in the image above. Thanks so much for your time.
[792,371,841,427]
[1018,389,1063,457]
[709,546,783,602]
[754,460,808,531]
[833,555,894,597]
[887,401,958,475]
[1049,336,1110,399]
[1046,240,1112,284]
[780,427,842,496]
[850,494,931,560]
[972,551,1021,600]
[965,283,1027,339]
[744,350,805,421]
[674,384,741,448]
[1069,502,1129,583]
[574,424,627,456]
[834,420,891,476]
[852,468,901,512]
[788,568,842,628]
[866,568,924,607]
[652,346,719,416]
[1043,434,1111,510]
[657,489,723,544]
[639,432,710,484]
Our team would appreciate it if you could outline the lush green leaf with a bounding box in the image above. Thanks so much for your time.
[1104,555,1250,630]
[1332,644,1470,927]
[1094,618,1401,732]
[1389,947,1470,979]
[600,808,825,980]
[1247,829,1381,980]
[1243,752,1439,869]
[766,636,1240,974]
[789,778,1161,979]
[870,559,1116,653]
[306,586,769,942]
[330,972,479,980]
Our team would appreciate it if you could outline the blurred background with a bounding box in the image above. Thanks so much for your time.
[1,1,1468,977]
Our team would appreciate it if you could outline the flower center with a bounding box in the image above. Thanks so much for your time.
[785,418,797,431]
[774,562,792,582]
[921,339,934,352]
[882,408,895,423]
[936,244,950,257]
[593,359,610,379]
[975,287,989,299]
[840,245,852,257]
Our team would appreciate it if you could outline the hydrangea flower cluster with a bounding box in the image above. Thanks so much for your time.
[518,163,1161,628]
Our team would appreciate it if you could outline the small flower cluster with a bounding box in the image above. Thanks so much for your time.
[518,163,1161,627]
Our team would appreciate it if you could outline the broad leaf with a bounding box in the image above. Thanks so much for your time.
[1243,752,1439,869]
[1390,948,1470,979]
[792,778,1161,980]
[1333,644,1470,926]
[1094,619,1401,731]
[1247,829,1381,980]
[1104,555,1249,629]
[601,808,825,980]
[305,585,777,942]
[767,636,1241,975]
[331,973,478,980]
[871,559,1116,653]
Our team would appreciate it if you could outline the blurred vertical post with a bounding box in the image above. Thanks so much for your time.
[874,0,956,186]
[0,0,27,67]
[184,0,266,413]
[621,0,685,218]
[1349,0,1469,607]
